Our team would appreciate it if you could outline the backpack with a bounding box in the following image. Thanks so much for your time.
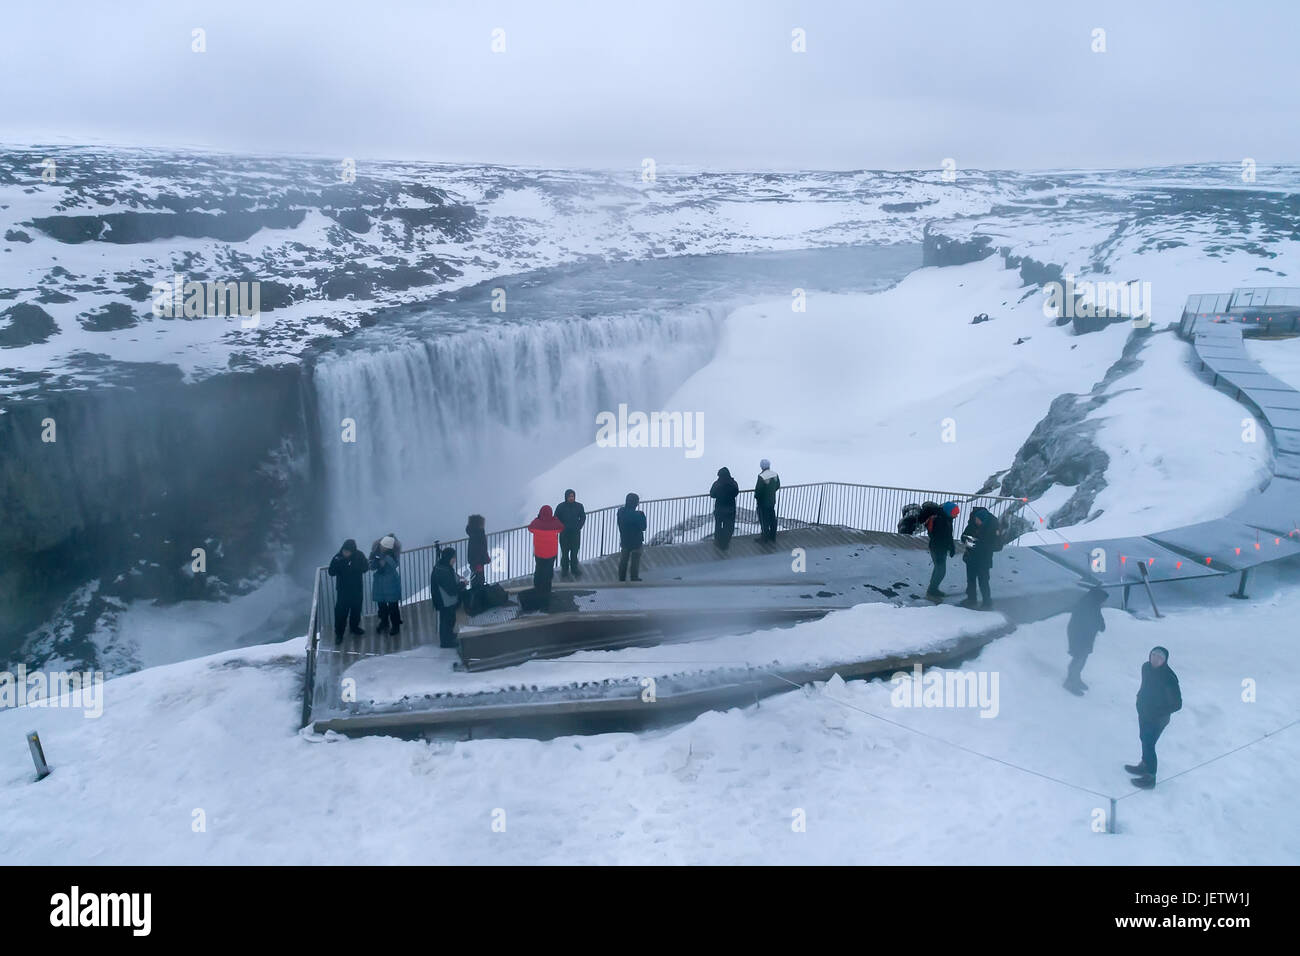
[987,512,1004,551]
[898,503,923,536]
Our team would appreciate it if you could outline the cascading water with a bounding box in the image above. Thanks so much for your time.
[312,306,726,547]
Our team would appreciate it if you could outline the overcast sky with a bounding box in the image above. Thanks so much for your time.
[2,0,1297,170]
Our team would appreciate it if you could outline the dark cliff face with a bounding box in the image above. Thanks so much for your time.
[0,365,315,667]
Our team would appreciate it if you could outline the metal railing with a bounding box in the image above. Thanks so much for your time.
[1180,290,1300,338]
[302,481,1026,726]
[300,568,322,728]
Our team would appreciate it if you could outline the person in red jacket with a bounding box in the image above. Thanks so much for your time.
[527,504,565,597]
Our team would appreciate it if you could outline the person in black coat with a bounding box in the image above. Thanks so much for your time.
[959,506,999,609]
[430,547,467,649]
[466,514,489,592]
[1125,646,1182,787]
[922,502,958,599]
[327,538,368,644]
[1064,587,1107,694]
[554,489,586,579]
[617,492,647,582]
[709,467,740,551]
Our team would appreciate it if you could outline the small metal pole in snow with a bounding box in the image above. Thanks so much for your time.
[27,731,51,781]
[1108,797,1117,834]
[1137,562,1162,618]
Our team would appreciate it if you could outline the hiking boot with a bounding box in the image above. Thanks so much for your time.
[1077,679,1089,691]
[958,598,978,609]
[631,576,643,582]
[1130,774,1156,790]
[1123,761,1149,775]
[350,626,365,636]
[377,622,389,634]
[334,633,345,646]
[980,600,993,610]
[1062,679,1084,696]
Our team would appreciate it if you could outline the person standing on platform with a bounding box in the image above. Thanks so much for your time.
[327,538,367,644]
[466,514,490,593]
[922,501,959,601]
[754,459,781,543]
[710,467,740,552]
[430,547,467,649]
[555,489,586,579]
[527,505,565,598]
[617,493,647,582]
[369,533,403,636]
[958,507,998,609]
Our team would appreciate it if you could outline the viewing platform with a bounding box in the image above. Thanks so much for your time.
[300,290,1300,737]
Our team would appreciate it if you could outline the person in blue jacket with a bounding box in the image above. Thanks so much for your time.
[369,533,403,636]
[617,493,647,582]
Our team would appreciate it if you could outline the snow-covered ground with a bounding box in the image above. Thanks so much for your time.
[1247,333,1300,392]
[3,582,1296,865]
[342,601,1005,704]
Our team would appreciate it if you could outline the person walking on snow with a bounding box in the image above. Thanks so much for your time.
[959,506,998,609]
[527,505,565,599]
[369,533,403,636]
[555,489,586,579]
[430,547,467,649]
[1064,587,1108,695]
[709,467,740,552]
[1125,646,1182,789]
[754,459,780,543]
[922,501,959,600]
[327,538,368,644]
[617,492,647,581]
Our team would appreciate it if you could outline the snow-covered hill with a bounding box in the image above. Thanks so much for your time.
[1,145,1007,395]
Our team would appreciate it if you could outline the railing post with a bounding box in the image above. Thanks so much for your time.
[815,482,824,525]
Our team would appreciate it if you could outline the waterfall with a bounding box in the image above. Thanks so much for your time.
[312,306,726,547]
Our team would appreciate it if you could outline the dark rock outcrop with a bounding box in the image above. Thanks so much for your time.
[0,303,58,347]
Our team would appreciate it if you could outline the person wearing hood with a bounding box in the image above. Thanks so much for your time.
[369,533,403,636]
[617,492,647,582]
[1125,646,1182,788]
[1064,587,1108,695]
[430,547,467,649]
[527,505,565,597]
[922,501,959,600]
[709,467,740,551]
[327,538,368,644]
[958,506,998,609]
[466,514,489,593]
[754,459,781,543]
[554,489,587,579]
